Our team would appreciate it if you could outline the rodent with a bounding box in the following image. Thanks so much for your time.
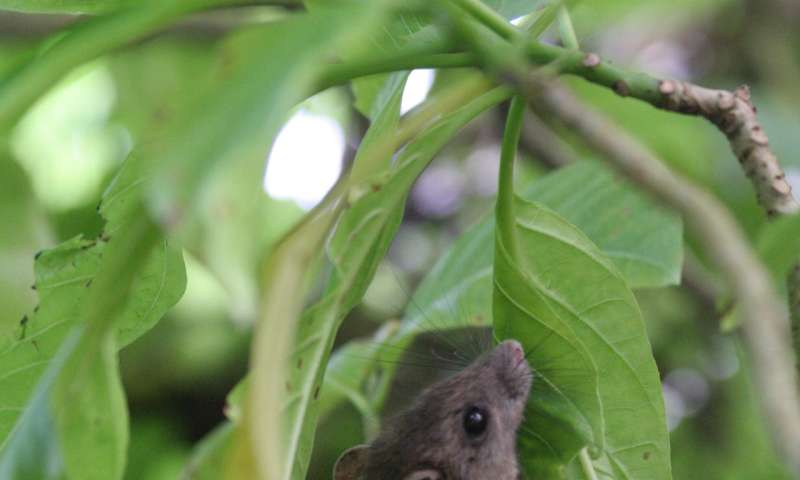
[333,338,532,480]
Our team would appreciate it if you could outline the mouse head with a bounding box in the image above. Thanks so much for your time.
[334,339,532,480]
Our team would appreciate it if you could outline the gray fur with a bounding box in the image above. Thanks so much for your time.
[335,340,531,480]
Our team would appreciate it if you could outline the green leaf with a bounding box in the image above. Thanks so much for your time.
[145,7,366,235]
[181,422,235,480]
[279,72,409,480]
[0,331,77,480]
[0,0,132,14]
[0,149,41,341]
[0,155,186,478]
[524,160,682,288]
[494,99,671,478]
[318,325,398,436]
[0,0,240,132]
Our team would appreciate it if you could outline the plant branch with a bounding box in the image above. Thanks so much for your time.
[557,5,579,50]
[317,52,475,94]
[528,81,800,476]
[447,0,519,40]
[657,81,800,216]
[442,0,799,217]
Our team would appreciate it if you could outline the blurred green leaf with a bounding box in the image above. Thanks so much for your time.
[0,155,186,478]
[278,72,409,480]
[0,331,77,480]
[0,0,244,132]
[0,150,44,340]
[0,0,132,14]
[757,214,800,288]
[108,38,305,321]
[181,422,234,480]
[184,71,406,479]
[183,5,403,480]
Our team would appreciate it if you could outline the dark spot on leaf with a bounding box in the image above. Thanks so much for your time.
[313,386,320,400]
[20,315,28,326]
[286,382,292,391]
[371,183,381,192]
[34,250,43,260]
[34,305,39,313]
[85,279,93,288]
[297,358,303,369]
[30,284,36,291]
[643,451,651,460]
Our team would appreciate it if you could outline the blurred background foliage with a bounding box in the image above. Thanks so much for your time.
[0,0,798,478]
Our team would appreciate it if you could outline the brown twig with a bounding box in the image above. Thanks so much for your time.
[528,81,800,476]
[657,80,800,217]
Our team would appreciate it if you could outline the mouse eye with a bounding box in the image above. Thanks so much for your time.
[463,406,488,436]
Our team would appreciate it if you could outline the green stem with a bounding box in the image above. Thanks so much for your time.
[557,5,579,50]
[447,0,521,40]
[496,95,525,259]
[445,0,664,104]
[317,52,476,93]
[579,448,600,480]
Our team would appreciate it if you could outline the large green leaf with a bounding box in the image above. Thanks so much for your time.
[494,99,670,478]
[0,155,186,479]
[0,156,185,448]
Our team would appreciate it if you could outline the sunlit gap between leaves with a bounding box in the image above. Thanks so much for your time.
[263,69,436,210]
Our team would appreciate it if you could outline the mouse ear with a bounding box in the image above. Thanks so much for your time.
[403,469,443,480]
[333,445,370,480]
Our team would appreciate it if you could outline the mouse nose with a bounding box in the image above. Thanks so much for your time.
[501,339,525,363]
